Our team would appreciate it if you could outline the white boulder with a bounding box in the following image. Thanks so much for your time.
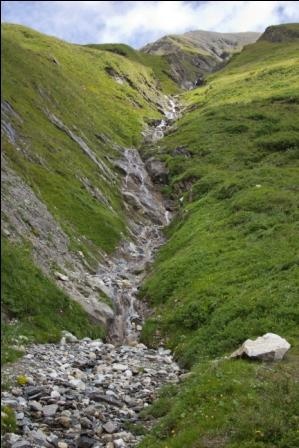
[230,333,290,361]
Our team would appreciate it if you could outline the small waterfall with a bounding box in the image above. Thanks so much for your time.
[143,96,179,143]
[96,98,179,344]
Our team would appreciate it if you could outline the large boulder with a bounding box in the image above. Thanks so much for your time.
[230,333,291,361]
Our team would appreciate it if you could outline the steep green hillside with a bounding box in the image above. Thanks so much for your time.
[141,27,299,364]
[1,239,104,365]
[1,24,175,358]
[86,43,179,94]
[2,24,170,257]
[139,25,299,448]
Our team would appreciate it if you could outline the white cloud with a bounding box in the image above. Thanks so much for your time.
[2,1,299,47]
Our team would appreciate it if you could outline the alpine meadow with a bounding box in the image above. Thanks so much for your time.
[1,9,299,448]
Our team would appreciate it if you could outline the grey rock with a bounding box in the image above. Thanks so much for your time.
[114,439,126,448]
[145,158,169,184]
[171,146,191,158]
[62,331,78,343]
[16,412,25,420]
[89,393,123,408]
[76,434,97,448]
[112,363,128,372]
[12,441,32,448]
[55,415,72,428]
[47,433,59,445]
[28,429,49,445]
[43,404,58,417]
[57,442,68,448]
[25,386,46,399]
[103,421,118,434]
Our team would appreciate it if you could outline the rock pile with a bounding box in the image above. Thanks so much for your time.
[2,338,180,448]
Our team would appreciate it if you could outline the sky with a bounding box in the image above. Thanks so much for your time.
[2,1,299,48]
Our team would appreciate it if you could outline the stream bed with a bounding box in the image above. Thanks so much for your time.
[96,96,179,344]
[1,97,182,448]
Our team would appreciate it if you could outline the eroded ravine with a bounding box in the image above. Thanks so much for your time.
[97,96,180,345]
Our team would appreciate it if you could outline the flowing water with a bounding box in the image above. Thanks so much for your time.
[97,97,179,344]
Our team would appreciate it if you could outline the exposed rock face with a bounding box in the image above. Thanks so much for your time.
[259,23,299,43]
[230,333,291,361]
[1,155,114,328]
[99,146,171,344]
[142,30,260,89]
[1,338,181,448]
[145,158,169,184]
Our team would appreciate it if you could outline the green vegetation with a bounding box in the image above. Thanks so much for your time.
[141,31,299,366]
[2,21,299,448]
[140,354,299,448]
[139,25,299,447]
[1,406,17,434]
[1,239,104,364]
[2,24,173,259]
[86,43,179,94]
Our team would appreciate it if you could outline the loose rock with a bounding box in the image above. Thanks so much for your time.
[230,333,291,361]
[1,339,180,447]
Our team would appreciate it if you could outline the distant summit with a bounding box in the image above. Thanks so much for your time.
[142,30,260,89]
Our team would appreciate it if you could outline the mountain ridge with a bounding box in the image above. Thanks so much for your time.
[142,29,260,89]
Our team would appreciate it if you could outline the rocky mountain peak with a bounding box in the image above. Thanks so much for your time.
[141,29,260,89]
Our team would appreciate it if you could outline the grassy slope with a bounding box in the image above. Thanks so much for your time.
[1,239,104,365]
[139,29,299,447]
[2,24,172,258]
[1,24,176,360]
[86,43,180,94]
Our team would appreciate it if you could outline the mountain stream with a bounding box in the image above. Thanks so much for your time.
[97,96,179,345]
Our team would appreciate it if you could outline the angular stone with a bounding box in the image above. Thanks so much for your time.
[25,386,46,399]
[77,435,97,448]
[114,439,126,448]
[69,378,86,391]
[47,434,59,446]
[43,404,58,417]
[61,331,78,342]
[28,429,48,445]
[89,392,123,407]
[103,421,117,434]
[56,415,72,428]
[29,400,43,412]
[12,441,32,448]
[57,442,68,448]
[145,158,169,184]
[16,412,25,420]
[51,390,61,399]
[112,364,128,372]
[230,333,291,361]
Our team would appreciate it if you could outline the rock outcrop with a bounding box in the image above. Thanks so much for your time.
[259,23,299,43]
[145,158,169,184]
